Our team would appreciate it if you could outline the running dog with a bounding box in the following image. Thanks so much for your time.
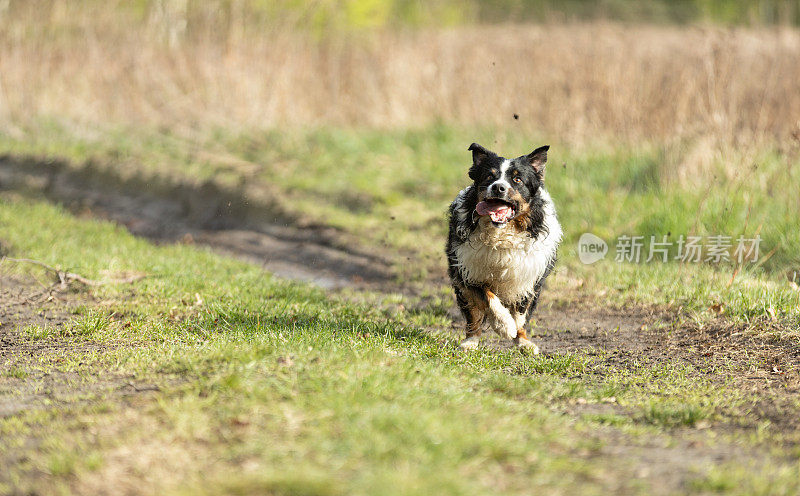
[445,143,561,352]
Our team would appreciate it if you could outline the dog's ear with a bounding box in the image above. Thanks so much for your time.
[525,145,549,176]
[468,143,494,180]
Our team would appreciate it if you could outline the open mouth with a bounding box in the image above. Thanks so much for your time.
[475,198,516,225]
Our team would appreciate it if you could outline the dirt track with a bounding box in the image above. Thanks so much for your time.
[0,156,392,289]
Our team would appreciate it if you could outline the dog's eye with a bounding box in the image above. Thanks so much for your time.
[513,177,522,184]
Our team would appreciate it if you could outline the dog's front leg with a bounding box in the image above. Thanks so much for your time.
[485,290,518,340]
[456,285,487,350]
[512,300,540,354]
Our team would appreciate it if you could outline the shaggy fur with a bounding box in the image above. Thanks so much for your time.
[445,143,562,351]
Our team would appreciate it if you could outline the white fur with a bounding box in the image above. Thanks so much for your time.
[454,188,562,304]
[487,159,512,195]
[514,312,527,329]
[459,335,480,350]
[487,292,517,338]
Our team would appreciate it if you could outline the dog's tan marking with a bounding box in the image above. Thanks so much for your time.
[514,328,540,353]
[456,284,489,340]
[458,287,488,350]
[507,189,532,233]
[513,307,539,353]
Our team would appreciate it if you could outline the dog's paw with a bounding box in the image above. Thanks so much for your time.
[514,337,540,354]
[459,336,481,350]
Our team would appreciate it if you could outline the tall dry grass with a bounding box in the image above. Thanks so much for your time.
[0,3,798,148]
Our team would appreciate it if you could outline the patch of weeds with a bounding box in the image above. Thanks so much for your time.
[582,413,631,427]
[191,473,344,496]
[47,451,79,477]
[483,373,545,398]
[549,380,586,400]
[84,452,103,471]
[3,366,29,379]
[22,323,56,340]
[690,463,800,495]
[525,353,587,375]
[641,400,711,428]
[592,384,625,401]
[69,311,113,337]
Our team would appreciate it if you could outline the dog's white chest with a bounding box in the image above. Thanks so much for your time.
[454,220,560,303]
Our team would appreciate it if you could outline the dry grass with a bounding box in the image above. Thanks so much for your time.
[0,3,799,148]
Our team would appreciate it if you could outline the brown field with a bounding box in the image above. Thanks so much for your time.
[1,5,799,147]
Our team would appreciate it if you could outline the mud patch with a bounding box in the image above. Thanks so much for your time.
[0,156,393,289]
[535,302,800,391]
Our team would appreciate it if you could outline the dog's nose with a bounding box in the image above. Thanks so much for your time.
[490,183,507,196]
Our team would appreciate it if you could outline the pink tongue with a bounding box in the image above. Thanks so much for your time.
[476,201,512,223]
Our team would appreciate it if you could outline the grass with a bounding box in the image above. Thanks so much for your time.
[1,4,798,331]
[2,122,798,328]
[2,196,799,494]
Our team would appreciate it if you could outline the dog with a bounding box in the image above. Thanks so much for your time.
[445,143,561,352]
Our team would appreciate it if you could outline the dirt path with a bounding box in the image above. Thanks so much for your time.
[0,156,392,290]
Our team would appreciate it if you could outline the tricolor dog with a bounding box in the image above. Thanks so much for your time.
[445,143,561,352]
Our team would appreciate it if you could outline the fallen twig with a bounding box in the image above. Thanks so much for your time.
[1,256,146,288]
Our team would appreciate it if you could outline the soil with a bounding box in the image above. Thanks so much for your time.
[2,156,800,493]
[0,275,160,419]
[535,301,800,430]
[0,155,392,289]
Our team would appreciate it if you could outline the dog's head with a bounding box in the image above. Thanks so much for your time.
[467,143,549,228]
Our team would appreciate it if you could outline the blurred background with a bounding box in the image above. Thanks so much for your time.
[2,0,799,137]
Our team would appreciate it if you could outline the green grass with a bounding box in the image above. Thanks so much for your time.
[1,122,800,494]
[2,196,799,494]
